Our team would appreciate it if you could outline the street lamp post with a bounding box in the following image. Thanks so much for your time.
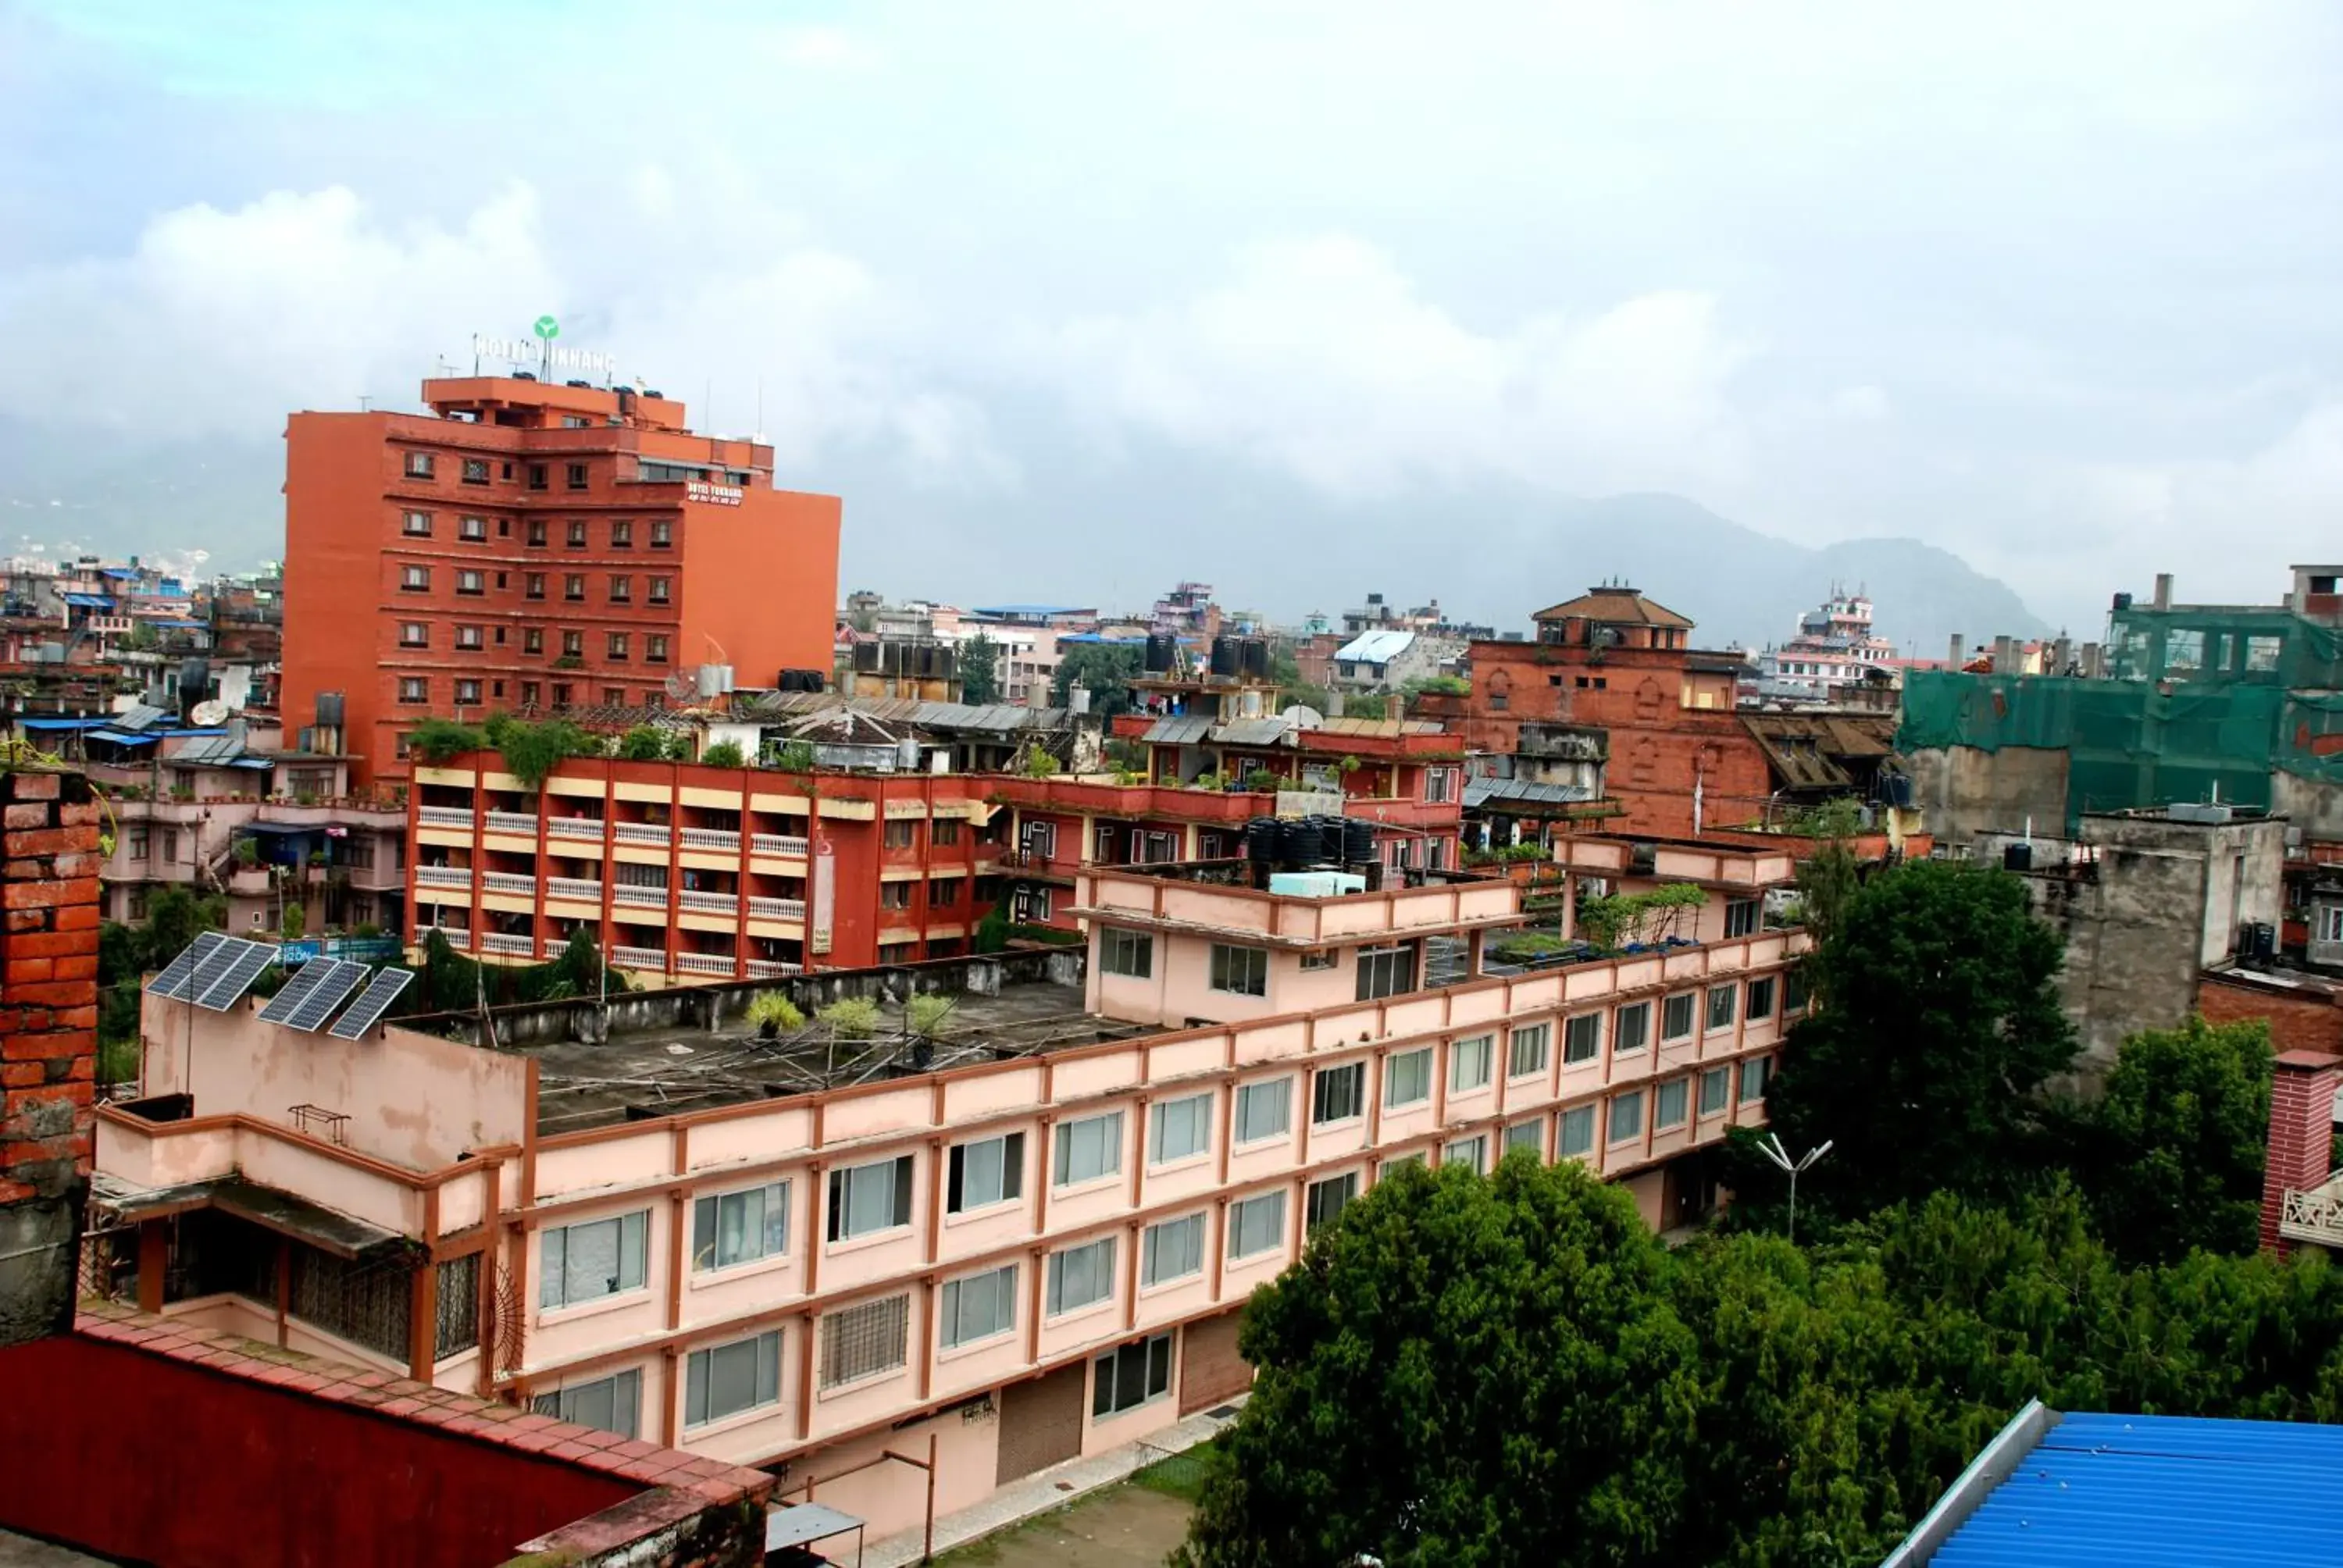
[1756,1132,1833,1244]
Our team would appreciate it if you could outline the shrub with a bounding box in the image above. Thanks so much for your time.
[818,997,882,1039]
[1243,768,1282,793]
[701,740,747,769]
[908,993,954,1035]
[409,717,486,764]
[771,740,818,773]
[616,725,669,761]
[745,990,805,1033]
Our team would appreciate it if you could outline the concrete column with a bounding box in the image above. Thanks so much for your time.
[1558,870,1577,942]
[2153,572,2174,610]
[2080,643,2104,679]
[1992,635,2017,673]
[1947,634,1965,668]
[2052,637,2072,675]
[2260,1049,2341,1253]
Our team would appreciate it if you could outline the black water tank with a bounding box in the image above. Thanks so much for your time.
[2112,591,2134,611]
[1240,638,1270,679]
[1282,818,1324,866]
[2252,921,2277,964]
[1209,636,1239,678]
[316,691,344,728]
[1246,818,1281,862]
[1883,774,1914,807]
[1143,633,1175,674]
[1343,818,1376,864]
[2003,842,2034,871]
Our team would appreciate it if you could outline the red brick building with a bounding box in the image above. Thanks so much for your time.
[285,377,840,791]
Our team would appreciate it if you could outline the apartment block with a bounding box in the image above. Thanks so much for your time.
[284,376,840,788]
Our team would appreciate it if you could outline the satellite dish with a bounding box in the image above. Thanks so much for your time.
[1281,705,1326,729]
[190,700,230,726]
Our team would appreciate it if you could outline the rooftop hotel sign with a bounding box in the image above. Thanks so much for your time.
[471,318,615,380]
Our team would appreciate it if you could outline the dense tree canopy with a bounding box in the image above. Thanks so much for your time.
[959,631,1001,705]
[1051,644,1143,717]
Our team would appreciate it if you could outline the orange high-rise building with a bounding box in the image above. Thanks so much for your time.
[284,376,840,789]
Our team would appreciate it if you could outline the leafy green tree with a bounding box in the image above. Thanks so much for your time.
[2067,1017,2273,1264]
[1051,643,1143,717]
[408,717,487,764]
[615,725,669,761]
[1753,858,2077,1221]
[1343,693,1388,719]
[960,632,1001,705]
[494,718,593,789]
[770,739,818,773]
[701,739,747,768]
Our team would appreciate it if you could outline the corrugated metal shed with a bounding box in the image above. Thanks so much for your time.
[1333,629,1416,664]
[1890,1406,2343,1567]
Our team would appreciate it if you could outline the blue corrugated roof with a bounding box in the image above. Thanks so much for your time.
[16,717,112,731]
[62,593,114,609]
[1906,1408,2343,1567]
[972,604,1088,616]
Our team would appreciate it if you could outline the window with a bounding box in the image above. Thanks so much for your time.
[932,819,961,846]
[454,679,481,705]
[564,574,585,601]
[540,1210,649,1309]
[1740,1056,1771,1103]
[125,827,149,861]
[562,629,583,657]
[932,878,960,908]
[398,622,428,648]
[940,1265,1017,1349]
[1608,1091,1644,1144]
[1054,1110,1123,1187]
[808,1299,908,1398]
[1785,966,1810,1014]
[1142,1213,1205,1287]
[458,513,487,540]
[1354,943,1417,1001]
[526,518,547,546]
[404,451,435,479]
[1508,1022,1550,1078]
[1450,1035,1492,1093]
[1505,1120,1543,1157]
[401,510,432,536]
[457,458,488,486]
[1234,1078,1291,1144]
[651,519,673,548]
[1149,1092,1211,1165]
[691,1179,789,1272]
[520,680,541,707]
[566,463,590,492]
[606,633,629,661]
[1558,1104,1595,1158]
[1100,928,1152,978]
[1564,1013,1603,1064]
[606,575,632,605]
[1724,899,1759,939]
[401,565,430,592]
[947,1132,1025,1213]
[1093,1333,1172,1418]
[523,572,546,601]
[160,828,178,863]
[552,682,572,705]
[883,819,917,850]
[1385,1047,1432,1107]
[455,625,483,650]
[1047,1237,1116,1315]
[1662,993,1696,1041]
[1746,977,1777,1021]
[646,634,669,664]
[1444,1135,1486,1174]
[1699,1066,1730,1116]
[533,1370,641,1439]
[1425,766,1457,804]
[1655,1078,1689,1130]
[523,628,545,655]
[1228,1190,1286,1259]
[1306,1172,1357,1234]
[455,569,483,596]
[1615,1002,1651,1054]
[1706,985,1736,1032]
[825,1154,914,1242]
[879,882,912,911]
[1299,948,1337,972]
[1312,1062,1365,1125]
[398,677,427,704]
[1209,943,1268,996]
[649,575,672,602]
[610,519,633,548]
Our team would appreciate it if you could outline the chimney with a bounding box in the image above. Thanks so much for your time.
[1947,633,1965,668]
[2262,1050,2343,1253]
[2153,572,2174,611]
[1992,635,2017,673]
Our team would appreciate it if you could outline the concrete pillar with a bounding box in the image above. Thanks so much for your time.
[2052,637,2072,675]
[2153,572,2174,611]
[1947,634,1965,668]
[1992,635,2017,673]
[2080,642,2104,679]
[1558,870,1577,943]
[2260,1049,2342,1253]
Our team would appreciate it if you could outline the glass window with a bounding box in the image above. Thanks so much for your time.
[1047,1236,1116,1316]
[399,622,427,648]
[1100,928,1152,978]
[1149,1092,1211,1164]
[1305,1172,1357,1235]
[1444,1135,1486,1174]
[402,510,432,536]
[1724,899,1759,939]
[940,1264,1017,1349]
[610,519,633,548]
[947,1132,1025,1213]
[1354,943,1417,1001]
[606,633,629,661]
[1747,977,1777,1021]
[458,513,487,539]
[566,465,590,493]
[1385,1047,1432,1107]
[608,575,631,603]
[1558,1104,1596,1158]
[1092,1333,1172,1419]
[1311,1062,1365,1125]
[825,1154,914,1242]
[1740,1056,1771,1103]
[1615,1002,1651,1054]
[1141,1213,1205,1287]
[1655,1078,1689,1130]
[455,569,483,595]
[649,575,672,602]
[1299,948,1337,971]
[1450,1035,1492,1092]
[401,565,430,591]
[651,519,672,547]
[1504,1120,1544,1157]
[1564,1013,1603,1064]
[646,634,669,664]
[883,819,917,850]
[1508,1023,1550,1078]
[817,1295,908,1390]
[1699,1066,1731,1116]
[1706,985,1737,1032]
[1785,966,1810,1014]
[1662,994,1696,1040]
[1210,943,1268,996]
[403,451,434,478]
[533,1368,641,1439]
[540,1210,649,1309]
[691,1180,789,1272]
[1054,1110,1124,1186]
[523,628,544,654]
[1228,1190,1286,1259]
[1235,1078,1291,1144]
[1607,1091,1644,1144]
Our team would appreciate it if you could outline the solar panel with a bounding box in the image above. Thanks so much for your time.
[194,939,276,1010]
[280,960,367,1034]
[257,957,352,1027]
[148,931,230,1000]
[328,968,415,1040]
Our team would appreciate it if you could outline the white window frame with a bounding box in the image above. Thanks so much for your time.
[1234,1078,1291,1145]
[1662,992,1696,1041]
[1140,1213,1206,1288]
[1563,1013,1603,1064]
[1311,1061,1365,1126]
[826,1153,914,1242]
[1449,1035,1493,1093]
[1148,1092,1211,1166]
[1724,898,1759,939]
[1654,1077,1689,1131]
[1558,1104,1596,1158]
[1099,928,1153,979]
[1053,1110,1124,1188]
[947,1131,1025,1215]
[1305,1171,1358,1235]
[1607,1090,1644,1145]
[1047,1236,1117,1317]
[1092,1333,1172,1420]
[1444,1135,1486,1174]
[691,1178,790,1273]
[540,1210,649,1310]
[1385,1046,1432,1107]
[1505,1120,1544,1158]
[940,1264,1017,1350]
[1706,984,1737,1033]
[1210,943,1268,996]
[1508,1023,1550,1078]
[1615,1001,1652,1054]
[1746,976,1777,1021]
[533,1368,641,1438]
[1740,1055,1771,1103]
[1228,1190,1286,1260]
[1699,1065,1731,1117]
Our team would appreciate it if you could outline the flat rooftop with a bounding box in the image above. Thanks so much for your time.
[515,978,1146,1136]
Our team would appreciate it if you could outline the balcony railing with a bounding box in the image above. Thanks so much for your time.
[612,884,668,907]
[747,896,807,923]
[611,944,666,971]
[484,811,537,837]
[746,960,802,979]
[480,932,536,957]
[676,951,737,977]
[413,865,472,889]
[546,877,604,903]
[679,889,738,915]
[547,816,604,840]
[481,871,535,896]
[680,827,740,853]
[417,806,473,829]
[614,822,671,846]
[2281,1185,2343,1249]
[751,833,809,859]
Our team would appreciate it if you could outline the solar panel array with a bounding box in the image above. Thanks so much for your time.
[257,958,366,1031]
[194,940,276,1010]
[148,931,230,1001]
[328,968,415,1040]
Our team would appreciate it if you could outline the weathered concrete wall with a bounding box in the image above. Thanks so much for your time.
[2270,771,2343,843]
[1905,745,2071,846]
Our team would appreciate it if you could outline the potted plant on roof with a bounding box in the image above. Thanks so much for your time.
[745,990,804,1041]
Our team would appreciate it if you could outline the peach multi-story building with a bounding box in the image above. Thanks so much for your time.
[93,834,1802,1542]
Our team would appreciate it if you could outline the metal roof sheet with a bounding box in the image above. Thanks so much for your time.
[1141,715,1216,745]
[1464,777,1593,808]
[1209,718,1292,747]
[61,593,115,609]
[1333,629,1416,664]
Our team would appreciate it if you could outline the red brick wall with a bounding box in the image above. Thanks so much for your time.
[2199,972,2343,1057]
[2261,1050,2341,1252]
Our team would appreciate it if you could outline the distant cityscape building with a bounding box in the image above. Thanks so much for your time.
[1752,589,1898,704]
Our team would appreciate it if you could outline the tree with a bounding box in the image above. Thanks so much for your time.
[960,632,1001,705]
[494,718,593,790]
[2067,1016,2274,1264]
[408,717,486,765]
[1343,693,1388,719]
[615,725,669,761]
[1752,858,2077,1221]
[1051,643,1143,717]
[701,739,747,769]
[771,739,818,774]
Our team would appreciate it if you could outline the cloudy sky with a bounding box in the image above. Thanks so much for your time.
[3,0,2340,635]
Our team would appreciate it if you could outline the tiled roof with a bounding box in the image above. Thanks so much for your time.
[1530,588,1694,629]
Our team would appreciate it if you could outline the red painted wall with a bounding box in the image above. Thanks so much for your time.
[0,1334,635,1568]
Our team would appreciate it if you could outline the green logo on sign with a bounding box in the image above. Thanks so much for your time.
[533,315,560,340]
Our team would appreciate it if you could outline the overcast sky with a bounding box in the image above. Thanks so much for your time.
[3,0,2341,634]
